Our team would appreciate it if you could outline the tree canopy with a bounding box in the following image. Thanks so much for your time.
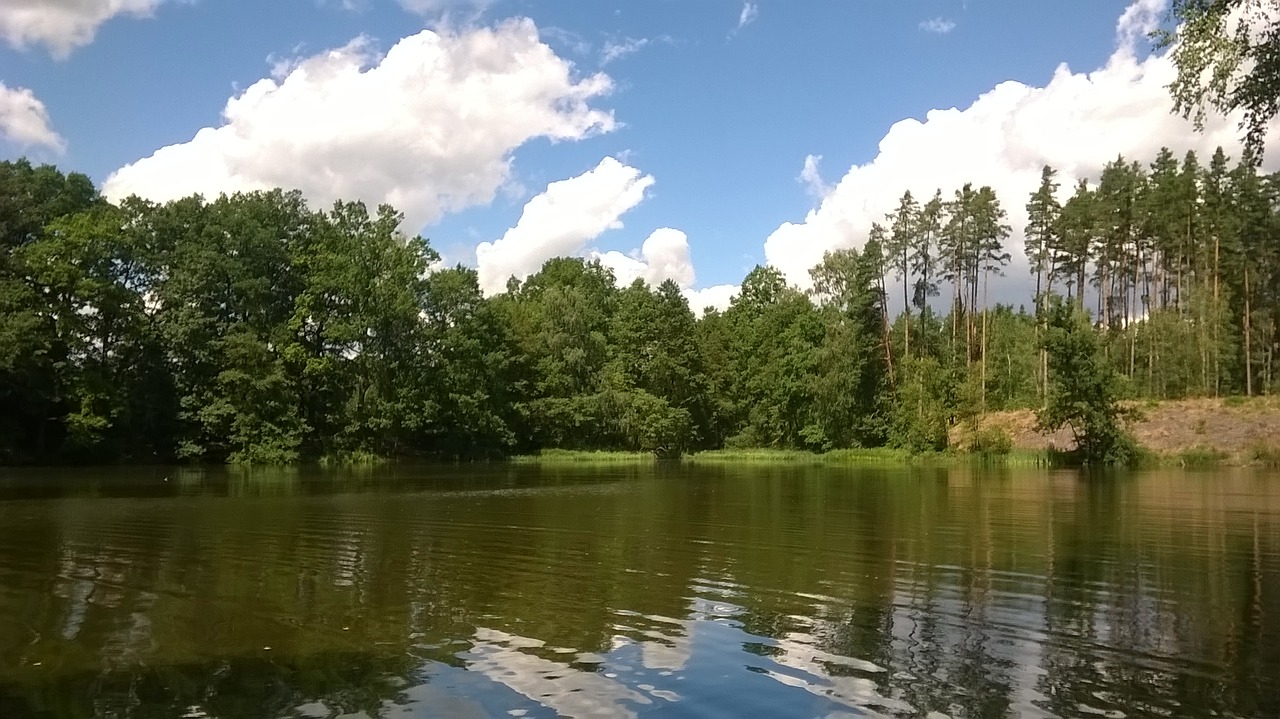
[1156,0,1280,157]
[3,148,1279,464]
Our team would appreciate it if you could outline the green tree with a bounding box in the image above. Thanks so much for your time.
[0,160,100,460]
[809,246,890,448]
[1036,296,1140,464]
[911,190,944,313]
[722,266,823,448]
[1155,0,1280,157]
[418,266,520,457]
[506,258,618,449]
[1026,166,1062,402]
[886,191,920,358]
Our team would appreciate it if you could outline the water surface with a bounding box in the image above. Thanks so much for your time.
[0,464,1277,718]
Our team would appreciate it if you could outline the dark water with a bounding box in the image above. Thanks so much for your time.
[0,464,1278,719]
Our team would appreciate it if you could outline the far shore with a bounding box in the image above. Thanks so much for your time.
[513,397,1280,470]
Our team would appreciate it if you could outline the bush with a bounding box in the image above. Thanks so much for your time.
[1178,446,1229,468]
[1250,445,1280,467]
[1035,296,1141,465]
[969,427,1012,456]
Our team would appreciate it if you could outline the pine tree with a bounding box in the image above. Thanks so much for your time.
[1026,166,1062,402]
[886,191,920,359]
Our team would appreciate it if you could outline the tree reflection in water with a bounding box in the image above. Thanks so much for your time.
[0,464,1276,718]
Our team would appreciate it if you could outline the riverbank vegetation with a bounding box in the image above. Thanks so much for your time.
[4,144,1280,465]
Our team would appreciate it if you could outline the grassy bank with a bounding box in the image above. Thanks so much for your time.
[686,447,1059,467]
[509,398,1280,469]
[510,447,1062,468]
[509,449,661,464]
[318,451,390,468]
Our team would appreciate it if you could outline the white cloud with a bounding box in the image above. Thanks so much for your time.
[592,227,696,289]
[798,154,831,198]
[541,26,591,56]
[918,17,956,35]
[600,36,648,65]
[733,2,759,33]
[0,0,168,57]
[475,159,718,305]
[763,0,1280,306]
[476,156,654,295]
[683,284,739,316]
[103,19,615,234]
[0,81,64,151]
[1115,0,1165,51]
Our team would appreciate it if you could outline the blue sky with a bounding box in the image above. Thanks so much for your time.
[1,0,1270,309]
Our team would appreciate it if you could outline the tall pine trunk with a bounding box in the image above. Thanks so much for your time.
[1213,233,1221,397]
[902,249,911,361]
[1245,267,1253,396]
[981,267,989,414]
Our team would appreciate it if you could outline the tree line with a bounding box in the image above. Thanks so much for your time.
[1,147,1278,463]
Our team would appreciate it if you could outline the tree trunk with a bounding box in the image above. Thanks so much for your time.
[902,250,911,362]
[1130,251,1138,380]
[1041,274,1054,408]
[1259,318,1269,394]
[1214,233,1221,397]
[951,273,960,362]
[981,268,989,415]
[880,273,896,389]
[1245,266,1253,396]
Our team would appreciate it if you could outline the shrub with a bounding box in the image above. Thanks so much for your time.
[969,427,1013,456]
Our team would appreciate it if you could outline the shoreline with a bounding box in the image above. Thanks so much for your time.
[509,446,1280,469]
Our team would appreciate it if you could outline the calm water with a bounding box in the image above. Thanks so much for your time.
[0,464,1277,719]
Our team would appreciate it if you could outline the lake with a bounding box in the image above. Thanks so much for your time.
[0,464,1277,718]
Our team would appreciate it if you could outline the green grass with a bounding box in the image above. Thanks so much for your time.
[823,448,916,465]
[1172,447,1230,468]
[318,450,389,467]
[509,449,659,464]
[508,441,1274,470]
[685,447,1058,468]
[1250,445,1280,467]
[684,449,826,464]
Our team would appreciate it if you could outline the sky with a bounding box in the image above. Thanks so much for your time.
[2,0,1277,312]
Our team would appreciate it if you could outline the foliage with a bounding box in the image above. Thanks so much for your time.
[511,449,659,464]
[887,357,953,452]
[969,426,1013,456]
[4,147,1280,466]
[1155,0,1280,157]
[1175,446,1231,468]
[1035,296,1141,464]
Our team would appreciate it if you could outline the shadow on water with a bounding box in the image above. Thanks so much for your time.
[0,462,1278,718]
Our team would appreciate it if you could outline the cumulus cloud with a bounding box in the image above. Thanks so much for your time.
[475,158,722,309]
[103,19,615,233]
[763,0,1280,306]
[476,157,654,294]
[683,284,739,315]
[918,17,956,35]
[0,81,64,151]
[1116,0,1165,51]
[798,154,831,198]
[0,0,168,57]
[592,227,696,288]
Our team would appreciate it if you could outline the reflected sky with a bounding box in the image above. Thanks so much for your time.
[0,464,1278,718]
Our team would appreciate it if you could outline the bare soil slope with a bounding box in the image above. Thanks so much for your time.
[959,397,1280,461]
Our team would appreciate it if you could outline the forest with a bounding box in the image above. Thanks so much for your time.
[1,145,1278,464]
